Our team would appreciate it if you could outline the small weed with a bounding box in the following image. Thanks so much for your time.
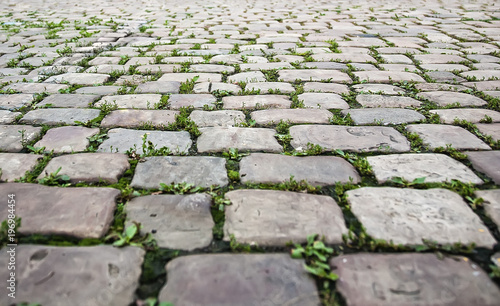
[159,182,204,194]
[105,222,156,249]
[179,76,199,94]
[37,167,71,186]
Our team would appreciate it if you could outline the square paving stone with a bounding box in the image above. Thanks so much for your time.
[430,109,500,124]
[0,183,120,238]
[297,93,349,109]
[240,153,360,186]
[0,94,34,110]
[0,153,41,182]
[158,254,320,305]
[222,95,291,109]
[197,127,283,153]
[45,72,110,85]
[346,187,496,247]
[20,109,101,126]
[341,108,425,125]
[356,95,421,108]
[250,109,332,125]
[0,245,145,306]
[168,94,217,109]
[354,71,425,83]
[39,153,130,183]
[35,126,99,153]
[100,109,179,128]
[36,94,100,108]
[0,110,20,124]
[278,69,352,83]
[125,193,214,250]
[189,110,245,127]
[131,156,228,189]
[97,128,192,154]
[95,94,162,109]
[475,189,500,228]
[0,125,42,152]
[406,124,491,151]
[466,151,500,184]
[134,81,181,94]
[368,153,483,184]
[290,125,410,153]
[330,253,500,306]
[224,189,348,246]
[417,91,487,107]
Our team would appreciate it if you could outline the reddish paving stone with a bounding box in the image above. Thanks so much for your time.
[101,109,179,128]
[406,124,491,151]
[0,125,42,152]
[0,153,41,182]
[197,127,283,153]
[35,126,99,153]
[466,151,500,184]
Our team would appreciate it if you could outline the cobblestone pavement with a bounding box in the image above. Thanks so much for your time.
[1,0,500,305]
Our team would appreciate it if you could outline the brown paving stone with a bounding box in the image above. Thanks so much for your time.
[35,126,99,153]
[417,91,487,107]
[189,110,245,127]
[222,95,291,109]
[356,95,421,108]
[20,108,101,125]
[101,109,179,128]
[466,151,500,184]
[0,125,42,152]
[0,153,41,182]
[462,80,500,91]
[197,127,283,153]
[406,124,491,150]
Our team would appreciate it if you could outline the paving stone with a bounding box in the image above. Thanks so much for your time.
[354,71,425,83]
[426,71,466,83]
[222,95,291,109]
[135,64,180,74]
[341,108,425,125]
[0,183,119,238]
[303,82,350,94]
[356,95,421,108]
[101,109,179,128]
[209,82,241,94]
[0,153,41,182]
[430,108,500,124]
[352,84,405,95]
[414,54,467,64]
[245,82,295,94]
[20,108,100,125]
[463,80,500,91]
[279,69,352,83]
[159,73,221,83]
[406,124,491,150]
[461,70,500,81]
[290,125,410,153]
[125,194,213,250]
[45,73,110,85]
[227,71,266,83]
[74,86,120,95]
[191,64,235,73]
[475,189,500,228]
[476,123,500,141]
[0,245,144,306]
[240,62,293,71]
[0,110,20,124]
[168,94,217,109]
[95,94,162,109]
[421,63,470,72]
[135,81,181,94]
[240,153,360,186]
[189,110,245,127]
[298,92,349,109]
[467,151,500,184]
[36,94,100,108]
[131,156,228,189]
[367,153,484,184]
[301,62,348,70]
[34,126,99,153]
[98,128,192,154]
[250,108,332,125]
[197,127,283,153]
[0,94,33,110]
[415,83,470,92]
[346,187,495,247]
[39,153,130,183]
[224,189,348,245]
[158,254,320,305]
[417,91,487,107]
[0,125,42,152]
[330,253,500,306]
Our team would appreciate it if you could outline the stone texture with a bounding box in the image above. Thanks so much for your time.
[417,91,487,107]
[477,123,500,141]
[20,109,101,125]
[0,153,41,182]
[158,254,320,305]
[303,82,350,94]
[356,95,421,108]
[475,189,500,228]
[0,183,120,238]
[228,71,266,83]
[346,187,496,247]
[125,194,214,250]
[189,110,245,127]
[135,81,180,94]
[3,83,69,94]
[0,125,42,152]
[245,82,295,94]
[101,110,179,128]
[330,253,500,306]
[430,109,500,124]
[168,94,217,109]
[222,95,291,109]
[354,71,425,83]
[406,124,491,150]
[97,128,192,154]
[0,245,145,306]
[290,125,410,153]
[45,73,110,85]
[96,94,162,109]
[197,127,283,153]
[224,189,348,245]
[352,84,405,95]
[279,69,352,83]
[35,126,99,153]
[467,151,500,184]
[298,92,349,109]
[131,156,228,189]
[0,110,19,124]
[39,153,130,183]
[367,153,484,184]
[0,94,33,110]
[342,108,425,125]
[250,109,332,125]
[159,73,221,83]
[240,153,360,185]
[37,94,100,108]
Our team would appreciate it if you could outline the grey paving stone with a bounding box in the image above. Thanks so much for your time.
[240,153,360,186]
[415,83,470,92]
[98,128,191,154]
[347,187,495,247]
[34,126,99,153]
[168,94,217,109]
[135,81,181,94]
[39,153,130,184]
[475,189,500,228]
[224,189,348,245]
[3,83,69,94]
[367,153,483,184]
[356,95,421,108]
[251,109,332,125]
[279,69,352,83]
[189,110,245,127]
[125,193,213,250]
[467,151,500,184]
[301,62,348,70]
[0,110,20,124]
[341,108,425,125]
[426,71,466,83]
[477,123,500,141]
[290,125,410,153]
[240,62,293,71]
[101,109,178,128]
[228,71,266,83]
[190,64,235,73]
[414,54,466,64]
[222,95,291,109]
[406,124,491,150]
[430,108,500,124]
[45,73,110,85]
[209,82,241,94]
[0,94,33,110]
[461,70,500,81]
[95,94,162,109]
[0,245,144,306]
[0,125,42,152]
[0,153,41,182]
[197,127,283,153]
[330,253,500,306]
[36,94,100,108]
[20,108,101,126]
[159,73,221,83]
[303,82,350,94]
[462,80,500,91]
[245,82,295,94]
[298,92,349,109]
[354,71,425,83]
[352,84,405,95]
[417,91,487,107]
[158,254,320,305]
[131,156,228,189]
[0,183,119,238]
[74,86,120,95]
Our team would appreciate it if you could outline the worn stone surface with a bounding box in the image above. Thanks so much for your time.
[367,153,484,184]
[96,94,162,109]
[45,73,110,85]
[0,94,33,110]
[352,84,405,95]
[341,108,425,125]
[35,126,99,153]
[158,254,320,305]
[125,194,213,250]
[476,123,500,141]
[475,189,500,228]
[0,153,41,182]
[222,95,291,109]
[224,189,348,245]
[303,82,350,94]
[290,125,410,153]
[279,69,352,83]
[245,82,295,94]
[189,110,245,127]
[4,83,69,93]
[251,109,332,125]
[0,245,145,306]
[298,92,349,109]
[0,125,42,152]
[20,108,101,125]
[417,91,487,107]
[356,95,421,108]
[168,94,216,109]
[135,81,180,94]
[406,124,491,151]
[430,109,500,124]
[131,156,228,189]
[330,253,500,306]
[354,71,425,83]
[101,109,179,128]
[0,183,120,238]
[0,110,20,124]
[37,94,100,108]
[197,127,283,153]
[467,151,500,184]
[346,187,496,247]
